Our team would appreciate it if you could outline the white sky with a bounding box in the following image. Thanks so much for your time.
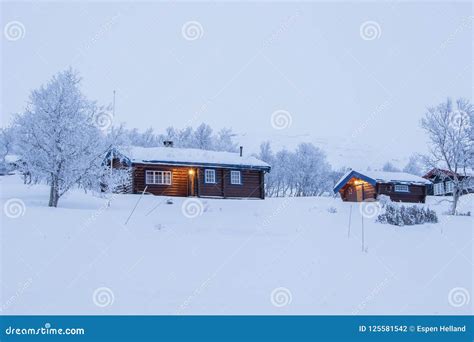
[1,1,472,169]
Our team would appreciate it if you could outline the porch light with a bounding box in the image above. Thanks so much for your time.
[188,169,195,175]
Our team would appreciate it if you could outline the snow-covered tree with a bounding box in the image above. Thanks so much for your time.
[259,142,333,197]
[403,154,425,176]
[13,69,110,207]
[214,128,238,152]
[421,98,473,214]
[193,123,213,149]
[0,126,15,174]
[293,143,332,196]
[382,161,400,172]
[257,141,276,196]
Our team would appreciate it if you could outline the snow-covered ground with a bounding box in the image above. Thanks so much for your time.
[1,174,472,315]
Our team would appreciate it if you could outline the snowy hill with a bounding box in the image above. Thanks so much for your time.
[1,174,472,315]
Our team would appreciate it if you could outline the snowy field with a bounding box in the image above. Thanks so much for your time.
[1,174,472,315]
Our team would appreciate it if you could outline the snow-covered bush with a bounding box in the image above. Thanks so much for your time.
[377,194,392,208]
[101,168,132,194]
[327,206,337,214]
[377,203,438,226]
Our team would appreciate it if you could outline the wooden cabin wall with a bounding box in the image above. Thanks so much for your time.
[197,168,263,199]
[133,164,189,197]
[222,170,263,199]
[376,183,427,203]
[339,183,376,202]
[132,163,265,199]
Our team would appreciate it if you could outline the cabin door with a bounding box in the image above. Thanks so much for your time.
[356,185,364,202]
[188,169,196,196]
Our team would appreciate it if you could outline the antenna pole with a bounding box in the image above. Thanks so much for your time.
[112,90,116,117]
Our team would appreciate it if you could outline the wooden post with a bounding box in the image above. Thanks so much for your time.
[348,204,352,238]
[222,169,226,198]
[361,214,365,252]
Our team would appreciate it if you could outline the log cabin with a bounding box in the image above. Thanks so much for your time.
[108,143,271,199]
[422,168,474,196]
[333,170,431,203]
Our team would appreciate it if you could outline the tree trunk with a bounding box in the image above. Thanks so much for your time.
[451,188,460,215]
[48,175,60,207]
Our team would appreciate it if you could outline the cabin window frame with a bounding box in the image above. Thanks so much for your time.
[145,170,172,185]
[394,184,409,193]
[204,169,216,184]
[230,170,242,185]
[433,182,445,195]
[445,180,454,194]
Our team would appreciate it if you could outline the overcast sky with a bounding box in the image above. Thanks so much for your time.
[1,1,472,169]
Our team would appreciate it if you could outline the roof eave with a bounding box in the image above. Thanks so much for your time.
[131,160,271,171]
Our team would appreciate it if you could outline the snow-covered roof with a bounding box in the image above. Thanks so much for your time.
[333,169,431,193]
[118,146,271,171]
[423,168,474,178]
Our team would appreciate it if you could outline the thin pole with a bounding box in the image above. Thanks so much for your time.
[112,90,116,117]
[110,90,116,176]
[348,204,352,238]
[125,186,148,225]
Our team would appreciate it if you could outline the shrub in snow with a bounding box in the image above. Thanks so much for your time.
[166,198,174,205]
[377,203,438,226]
[377,194,392,208]
[327,206,337,214]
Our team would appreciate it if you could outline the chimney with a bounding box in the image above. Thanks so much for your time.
[239,146,243,157]
[163,140,174,147]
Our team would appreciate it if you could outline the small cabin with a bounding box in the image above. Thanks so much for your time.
[422,168,474,196]
[333,170,431,203]
[108,144,271,199]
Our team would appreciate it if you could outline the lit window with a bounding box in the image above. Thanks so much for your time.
[204,169,216,183]
[145,170,172,185]
[433,182,445,195]
[394,184,409,193]
[230,171,241,185]
[445,181,454,194]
